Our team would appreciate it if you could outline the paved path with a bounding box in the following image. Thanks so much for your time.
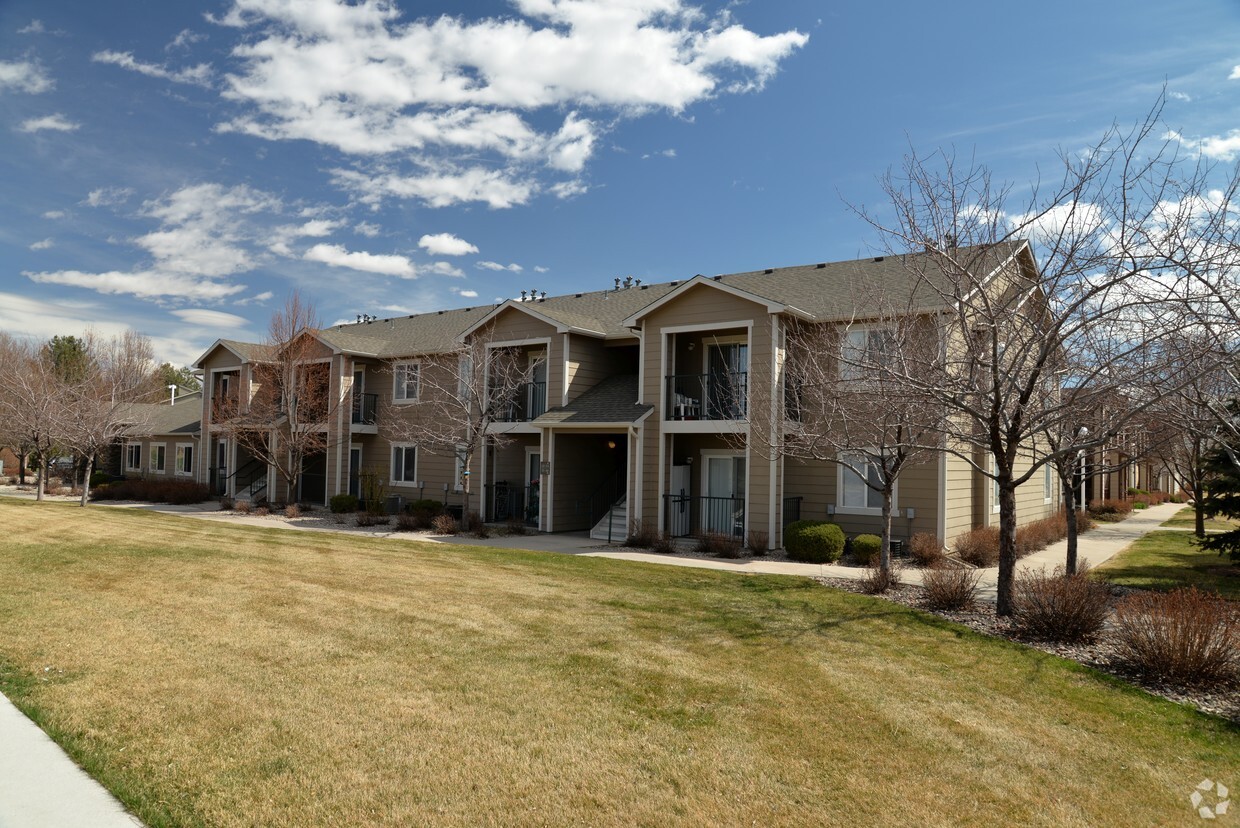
[0,694,143,828]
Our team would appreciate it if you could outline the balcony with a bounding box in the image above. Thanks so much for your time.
[665,372,747,421]
[494,381,547,423]
[210,393,239,423]
[351,392,378,427]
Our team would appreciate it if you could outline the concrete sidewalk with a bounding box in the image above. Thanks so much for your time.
[0,694,143,827]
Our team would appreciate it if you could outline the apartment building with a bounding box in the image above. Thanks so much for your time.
[190,241,1060,549]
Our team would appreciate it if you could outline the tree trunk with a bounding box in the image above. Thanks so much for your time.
[17,449,27,484]
[996,482,1019,616]
[35,456,48,501]
[880,489,893,574]
[80,455,94,507]
[1194,498,1206,538]
[1063,477,1079,574]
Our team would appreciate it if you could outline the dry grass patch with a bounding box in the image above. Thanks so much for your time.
[0,497,1236,828]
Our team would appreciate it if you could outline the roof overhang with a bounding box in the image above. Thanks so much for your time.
[621,275,813,328]
[191,339,251,369]
[458,300,606,341]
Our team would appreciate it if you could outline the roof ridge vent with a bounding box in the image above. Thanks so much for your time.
[873,256,885,262]
[816,262,826,269]
[713,274,723,281]
[764,268,774,274]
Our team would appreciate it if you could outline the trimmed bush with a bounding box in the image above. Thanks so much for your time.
[858,561,901,594]
[1088,498,1133,522]
[695,531,742,559]
[1111,587,1239,685]
[850,534,882,566]
[329,493,358,514]
[909,532,946,567]
[407,498,444,514]
[88,470,111,488]
[953,526,1000,567]
[922,563,981,610]
[431,513,458,535]
[90,478,209,505]
[1013,566,1110,643]
[784,520,845,564]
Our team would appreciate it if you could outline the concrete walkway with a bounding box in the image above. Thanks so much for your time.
[0,694,142,827]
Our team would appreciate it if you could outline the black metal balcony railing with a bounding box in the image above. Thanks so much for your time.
[352,392,378,425]
[662,494,745,538]
[486,482,539,526]
[493,382,547,423]
[665,372,747,420]
[782,495,803,527]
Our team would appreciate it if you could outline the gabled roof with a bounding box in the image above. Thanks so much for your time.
[532,375,652,426]
[459,299,608,340]
[621,275,813,327]
[191,338,272,368]
[122,392,202,437]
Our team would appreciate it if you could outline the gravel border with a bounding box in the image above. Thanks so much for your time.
[817,576,1239,723]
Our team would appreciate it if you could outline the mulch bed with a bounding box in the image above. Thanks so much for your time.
[818,576,1239,724]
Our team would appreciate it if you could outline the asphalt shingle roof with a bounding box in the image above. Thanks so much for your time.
[532,375,651,425]
[123,392,202,437]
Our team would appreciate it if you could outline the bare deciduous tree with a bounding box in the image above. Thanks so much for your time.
[214,292,347,503]
[0,337,68,500]
[381,325,539,520]
[856,100,1233,614]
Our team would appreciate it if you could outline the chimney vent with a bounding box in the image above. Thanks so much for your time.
[764,268,774,274]
[816,262,826,269]
[874,256,885,263]
[614,277,621,290]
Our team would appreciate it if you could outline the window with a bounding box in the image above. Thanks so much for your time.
[992,456,1000,513]
[457,356,473,403]
[839,326,897,380]
[125,443,142,471]
[391,444,417,485]
[176,444,194,476]
[1044,463,1053,503]
[838,451,884,512]
[393,362,419,402]
[150,443,166,473]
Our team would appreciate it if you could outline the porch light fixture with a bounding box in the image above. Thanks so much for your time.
[607,440,616,450]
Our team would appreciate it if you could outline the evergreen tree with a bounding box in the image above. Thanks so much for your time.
[1200,411,1240,563]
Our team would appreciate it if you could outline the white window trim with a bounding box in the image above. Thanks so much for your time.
[835,450,893,516]
[149,442,167,474]
[1043,463,1053,504]
[392,361,421,404]
[175,443,194,476]
[125,442,142,471]
[390,443,418,486]
[991,456,1001,514]
[454,443,468,492]
[839,324,895,381]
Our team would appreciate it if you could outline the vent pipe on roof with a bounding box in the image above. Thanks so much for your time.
[816,262,826,269]
[520,290,527,301]
[168,384,177,405]
[614,277,621,290]
[764,268,774,274]
[539,291,547,302]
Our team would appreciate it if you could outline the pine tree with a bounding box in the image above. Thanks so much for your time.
[1200,414,1240,563]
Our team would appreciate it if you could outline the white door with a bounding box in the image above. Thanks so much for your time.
[702,454,745,536]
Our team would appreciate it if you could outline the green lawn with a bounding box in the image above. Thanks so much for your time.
[1161,505,1240,532]
[0,497,1236,828]
[1095,529,1240,600]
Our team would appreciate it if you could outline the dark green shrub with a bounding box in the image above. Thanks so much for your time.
[851,533,882,566]
[407,498,443,514]
[89,470,111,488]
[329,493,358,513]
[784,520,845,563]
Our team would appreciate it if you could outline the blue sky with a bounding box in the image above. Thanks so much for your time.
[1,0,1237,367]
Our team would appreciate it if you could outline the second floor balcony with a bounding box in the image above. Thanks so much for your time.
[494,381,547,423]
[666,372,747,421]
[351,391,378,426]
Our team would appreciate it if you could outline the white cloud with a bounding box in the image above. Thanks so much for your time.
[1168,91,1191,102]
[42,209,66,219]
[332,165,534,209]
[234,290,274,306]
[207,0,805,207]
[167,29,207,51]
[304,243,416,277]
[18,20,45,35]
[426,261,464,277]
[29,238,53,250]
[0,59,52,93]
[354,221,380,237]
[476,260,523,272]
[549,179,588,199]
[84,186,135,207]
[1166,128,1240,161]
[92,50,212,87]
[171,308,249,328]
[534,265,549,273]
[18,113,80,133]
[25,269,247,300]
[1230,65,1240,80]
[642,148,677,159]
[0,291,132,344]
[418,232,478,256]
[455,288,479,298]
[136,183,281,277]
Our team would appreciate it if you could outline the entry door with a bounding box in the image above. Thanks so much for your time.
[526,449,541,525]
[670,465,691,536]
[702,455,745,536]
[348,446,362,498]
[707,343,747,418]
[215,439,228,494]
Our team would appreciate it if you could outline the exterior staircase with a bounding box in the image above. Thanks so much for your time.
[589,497,627,542]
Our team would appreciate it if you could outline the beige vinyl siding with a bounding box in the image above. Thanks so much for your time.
[550,432,624,532]
[943,450,976,546]
[783,455,938,541]
[484,308,563,411]
[565,334,639,404]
